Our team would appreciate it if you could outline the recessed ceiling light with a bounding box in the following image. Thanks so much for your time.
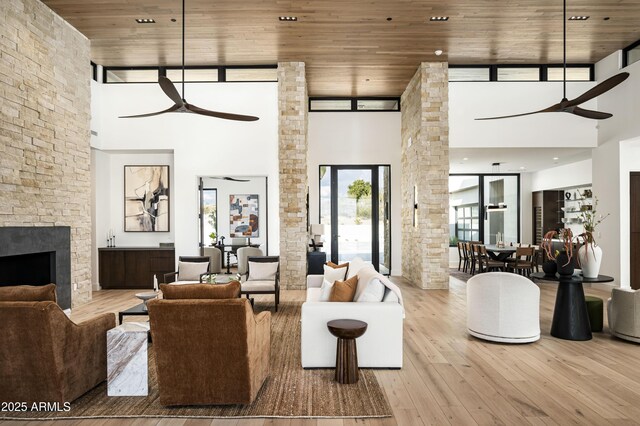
[553,157,559,161]
[603,17,610,21]
[519,166,526,170]
[568,16,589,20]
[434,49,443,56]
[463,157,469,161]
[430,16,449,22]
[386,17,392,21]
[279,16,298,21]
[135,18,155,24]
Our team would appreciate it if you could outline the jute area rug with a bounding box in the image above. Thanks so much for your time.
[1,301,392,420]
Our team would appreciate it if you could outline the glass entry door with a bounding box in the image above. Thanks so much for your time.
[320,165,391,273]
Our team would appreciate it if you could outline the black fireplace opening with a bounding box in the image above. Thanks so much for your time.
[0,251,56,287]
[0,227,71,309]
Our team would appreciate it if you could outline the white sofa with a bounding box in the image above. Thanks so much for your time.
[301,271,404,369]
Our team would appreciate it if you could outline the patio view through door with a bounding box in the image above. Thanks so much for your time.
[320,165,391,274]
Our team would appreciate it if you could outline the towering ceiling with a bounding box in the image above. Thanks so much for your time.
[41,0,640,96]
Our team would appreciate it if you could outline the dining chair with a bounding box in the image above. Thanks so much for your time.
[457,241,466,272]
[472,244,485,275]
[480,245,507,272]
[507,246,536,276]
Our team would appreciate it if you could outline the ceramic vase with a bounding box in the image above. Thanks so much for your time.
[556,251,575,276]
[578,244,602,279]
[542,260,557,276]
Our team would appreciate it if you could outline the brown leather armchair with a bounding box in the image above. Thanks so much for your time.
[148,297,270,405]
[0,300,116,403]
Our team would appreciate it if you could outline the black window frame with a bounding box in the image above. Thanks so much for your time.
[103,64,278,84]
[623,38,640,68]
[449,173,521,244]
[91,61,97,82]
[309,97,401,112]
[448,64,594,82]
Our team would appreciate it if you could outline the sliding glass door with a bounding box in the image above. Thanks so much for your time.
[320,165,391,273]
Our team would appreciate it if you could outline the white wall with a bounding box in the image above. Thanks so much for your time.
[591,52,640,286]
[91,81,279,285]
[449,82,598,148]
[308,112,402,275]
[530,159,593,192]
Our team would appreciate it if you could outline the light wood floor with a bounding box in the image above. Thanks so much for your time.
[3,274,639,426]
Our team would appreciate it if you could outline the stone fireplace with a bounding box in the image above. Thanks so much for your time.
[0,227,71,309]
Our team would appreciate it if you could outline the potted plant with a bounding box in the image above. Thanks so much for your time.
[209,231,217,246]
[541,228,575,276]
[576,197,609,278]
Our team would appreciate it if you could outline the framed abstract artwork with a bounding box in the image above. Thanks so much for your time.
[124,165,170,232]
[229,194,259,237]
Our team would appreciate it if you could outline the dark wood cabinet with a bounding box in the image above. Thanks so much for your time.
[99,247,175,289]
[532,190,564,246]
[307,251,327,275]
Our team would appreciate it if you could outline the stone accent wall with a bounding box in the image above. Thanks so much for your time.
[277,62,308,290]
[401,63,449,289]
[0,0,92,306]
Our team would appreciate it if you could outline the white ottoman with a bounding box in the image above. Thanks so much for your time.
[107,322,150,396]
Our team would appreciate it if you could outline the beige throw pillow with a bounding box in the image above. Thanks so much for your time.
[248,261,278,281]
[177,261,209,281]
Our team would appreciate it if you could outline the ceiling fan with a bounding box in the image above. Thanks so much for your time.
[476,0,628,121]
[211,177,250,182]
[119,0,259,121]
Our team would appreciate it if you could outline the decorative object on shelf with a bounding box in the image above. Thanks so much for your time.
[541,228,575,276]
[565,192,572,200]
[119,0,259,122]
[582,189,592,198]
[107,228,116,247]
[576,197,609,278]
[124,165,170,232]
[229,194,259,237]
[475,0,629,121]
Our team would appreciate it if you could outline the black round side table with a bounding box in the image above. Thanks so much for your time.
[531,272,614,341]
[327,319,368,384]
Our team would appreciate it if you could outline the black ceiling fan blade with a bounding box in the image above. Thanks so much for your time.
[564,72,629,108]
[159,76,185,106]
[186,103,259,121]
[119,103,182,118]
[570,106,613,120]
[475,104,560,120]
[212,177,250,182]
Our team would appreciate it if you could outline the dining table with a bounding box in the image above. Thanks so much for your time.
[483,245,517,261]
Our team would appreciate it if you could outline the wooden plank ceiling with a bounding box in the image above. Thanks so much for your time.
[41,0,640,96]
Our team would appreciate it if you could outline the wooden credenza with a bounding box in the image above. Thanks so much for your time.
[98,247,175,289]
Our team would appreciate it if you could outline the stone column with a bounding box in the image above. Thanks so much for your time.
[401,63,449,289]
[277,62,308,290]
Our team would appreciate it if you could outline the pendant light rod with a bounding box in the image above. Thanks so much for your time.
[563,0,567,99]
[181,0,185,100]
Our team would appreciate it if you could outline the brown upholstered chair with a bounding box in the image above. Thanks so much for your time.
[147,297,271,405]
[0,285,116,404]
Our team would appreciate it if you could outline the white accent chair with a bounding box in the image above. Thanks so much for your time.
[237,246,264,275]
[467,272,540,343]
[241,256,280,312]
[608,288,640,343]
[202,246,222,274]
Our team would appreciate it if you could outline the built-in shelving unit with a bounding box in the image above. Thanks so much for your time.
[559,186,592,236]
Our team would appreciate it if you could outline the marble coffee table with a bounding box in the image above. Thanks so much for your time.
[107,322,150,396]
